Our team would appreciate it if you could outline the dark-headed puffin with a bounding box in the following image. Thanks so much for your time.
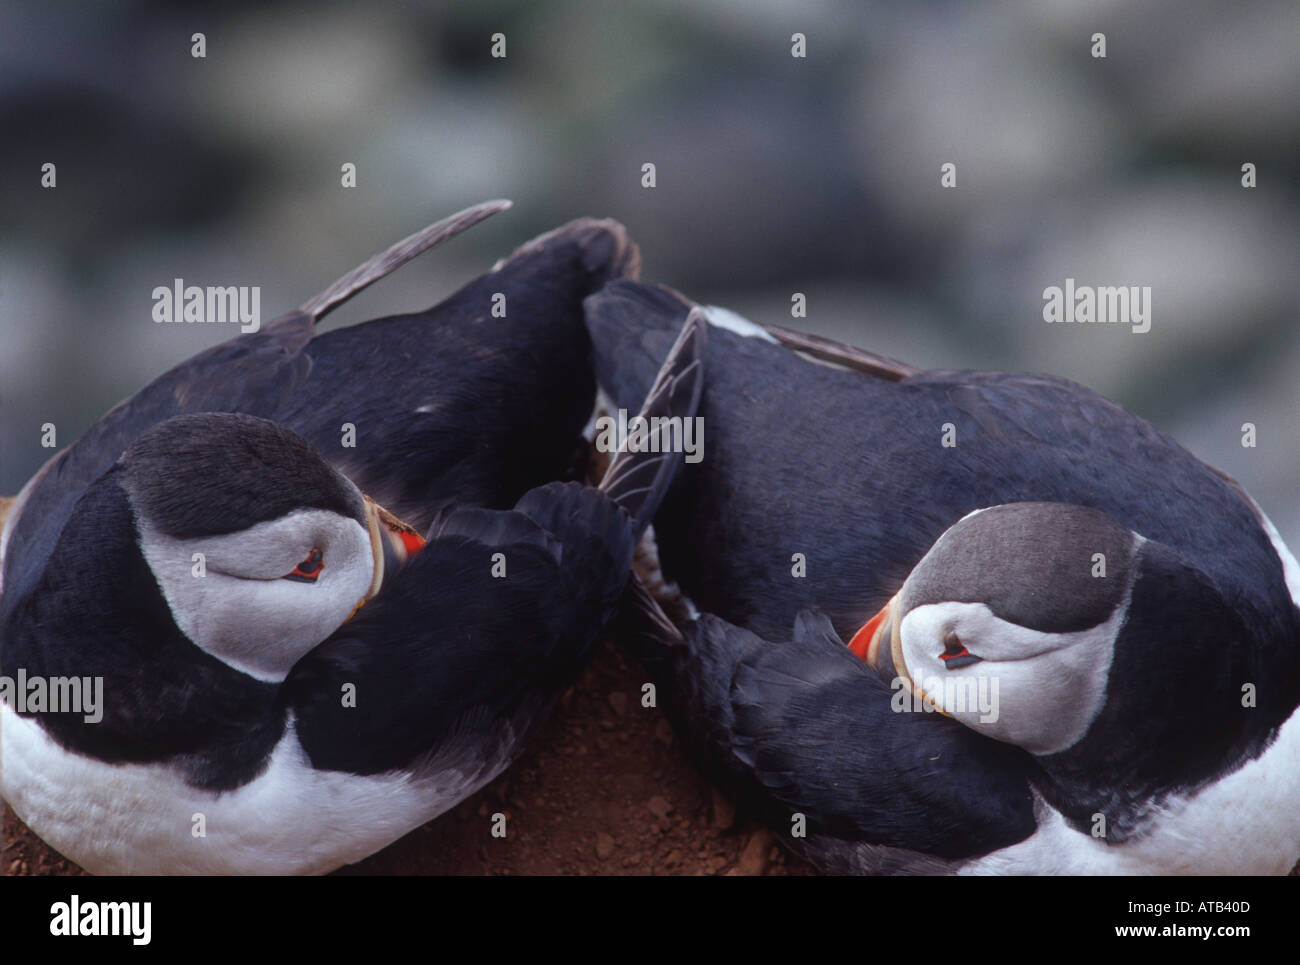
[0,205,704,874]
[588,279,1300,874]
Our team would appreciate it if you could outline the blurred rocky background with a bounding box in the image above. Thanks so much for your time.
[2,0,1297,545]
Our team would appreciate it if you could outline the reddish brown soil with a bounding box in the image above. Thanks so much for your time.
[2,632,813,877]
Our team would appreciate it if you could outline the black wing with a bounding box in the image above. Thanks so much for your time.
[619,581,1037,872]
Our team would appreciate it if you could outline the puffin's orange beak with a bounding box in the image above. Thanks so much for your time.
[847,590,949,717]
[347,495,427,622]
[370,500,427,559]
[847,592,898,666]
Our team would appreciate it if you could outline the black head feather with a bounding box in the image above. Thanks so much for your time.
[119,413,364,539]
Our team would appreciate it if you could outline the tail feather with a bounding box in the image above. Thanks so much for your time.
[299,199,512,321]
[598,309,705,533]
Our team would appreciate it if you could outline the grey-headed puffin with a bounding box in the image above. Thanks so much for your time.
[588,279,1300,875]
[0,204,704,874]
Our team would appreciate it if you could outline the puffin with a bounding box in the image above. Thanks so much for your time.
[587,278,1300,875]
[0,202,704,874]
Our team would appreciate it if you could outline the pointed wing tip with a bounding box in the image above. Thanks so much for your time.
[298,198,515,321]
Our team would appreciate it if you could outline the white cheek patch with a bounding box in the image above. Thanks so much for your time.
[199,512,333,580]
[900,601,1122,755]
[137,510,374,682]
[702,305,778,343]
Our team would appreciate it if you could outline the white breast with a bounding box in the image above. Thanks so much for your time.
[960,700,1300,874]
[0,701,508,875]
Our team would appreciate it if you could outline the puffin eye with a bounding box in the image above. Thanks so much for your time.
[283,547,324,583]
[940,630,982,669]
